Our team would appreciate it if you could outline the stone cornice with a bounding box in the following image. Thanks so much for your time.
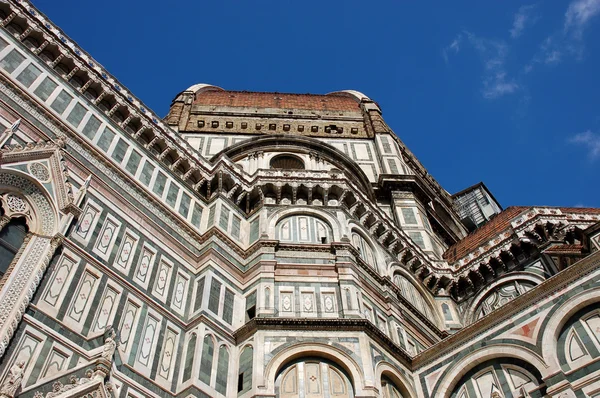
[452,207,600,272]
[412,250,600,368]
[234,317,413,367]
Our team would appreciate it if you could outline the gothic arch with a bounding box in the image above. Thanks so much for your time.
[433,345,549,397]
[540,285,600,371]
[374,362,416,398]
[0,170,59,236]
[261,342,367,396]
[267,207,342,242]
[465,272,544,324]
[0,170,62,359]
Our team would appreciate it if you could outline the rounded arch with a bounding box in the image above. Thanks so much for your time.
[540,285,600,371]
[213,135,374,198]
[276,357,354,398]
[262,342,367,396]
[269,153,306,170]
[434,345,549,397]
[375,361,417,398]
[349,222,383,274]
[0,170,58,236]
[465,272,544,324]
[389,263,442,327]
[267,207,343,242]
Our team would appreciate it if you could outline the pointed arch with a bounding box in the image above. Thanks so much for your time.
[215,344,229,395]
[199,334,215,385]
[181,332,197,383]
[0,170,62,359]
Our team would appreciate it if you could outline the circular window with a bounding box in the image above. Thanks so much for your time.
[270,155,305,170]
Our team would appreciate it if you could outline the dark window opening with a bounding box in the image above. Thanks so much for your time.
[246,305,256,321]
[0,217,28,277]
[237,373,244,392]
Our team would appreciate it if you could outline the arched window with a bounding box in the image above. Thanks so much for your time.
[199,335,214,385]
[352,232,376,269]
[277,215,332,244]
[0,217,28,278]
[182,333,196,383]
[393,273,434,320]
[557,303,600,370]
[270,155,305,170]
[275,358,353,398]
[215,346,229,395]
[450,359,544,398]
[474,280,536,320]
[238,346,253,395]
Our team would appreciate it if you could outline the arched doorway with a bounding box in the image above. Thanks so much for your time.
[275,358,354,398]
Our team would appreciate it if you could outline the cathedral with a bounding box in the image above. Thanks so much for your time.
[1,1,600,397]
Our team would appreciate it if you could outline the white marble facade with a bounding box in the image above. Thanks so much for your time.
[0,2,599,398]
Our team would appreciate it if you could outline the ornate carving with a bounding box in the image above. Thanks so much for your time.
[0,173,55,235]
[28,162,51,182]
[101,328,117,363]
[0,361,24,398]
[5,194,27,214]
[0,234,61,358]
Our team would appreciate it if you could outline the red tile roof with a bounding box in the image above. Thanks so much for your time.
[444,206,600,264]
[444,206,527,263]
[560,207,600,214]
[193,91,361,111]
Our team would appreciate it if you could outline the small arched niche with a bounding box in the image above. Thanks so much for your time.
[270,154,305,170]
[275,357,354,398]
[276,214,333,244]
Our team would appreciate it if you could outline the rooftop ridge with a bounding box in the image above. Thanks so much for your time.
[198,89,351,97]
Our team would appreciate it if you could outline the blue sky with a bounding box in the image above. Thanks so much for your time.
[33,0,600,208]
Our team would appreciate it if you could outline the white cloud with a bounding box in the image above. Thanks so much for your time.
[540,36,563,64]
[442,34,463,63]
[569,130,600,159]
[510,4,538,38]
[565,0,600,38]
[528,0,600,71]
[465,33,520,99]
